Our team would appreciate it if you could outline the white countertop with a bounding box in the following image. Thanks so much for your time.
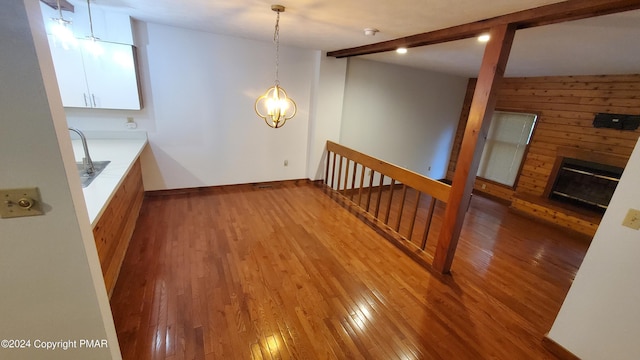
[71,136,147,226]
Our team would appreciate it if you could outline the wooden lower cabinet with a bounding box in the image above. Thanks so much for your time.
[92,159,144,297]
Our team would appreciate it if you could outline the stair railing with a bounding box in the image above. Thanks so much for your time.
[324,141,451,264]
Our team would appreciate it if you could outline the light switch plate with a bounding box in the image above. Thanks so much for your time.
[0,187,44,219]
[622,208,640,230]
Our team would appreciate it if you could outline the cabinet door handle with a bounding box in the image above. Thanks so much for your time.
[92,94,97,108]
[83,93,89,107]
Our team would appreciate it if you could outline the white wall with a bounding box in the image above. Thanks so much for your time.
[306,52,348,180]
[0,1,119,359]
[340,59,468,179]
[548,138,640,359]
[142,22,315,190]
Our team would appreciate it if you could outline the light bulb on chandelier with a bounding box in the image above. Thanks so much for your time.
[255,5,297,129]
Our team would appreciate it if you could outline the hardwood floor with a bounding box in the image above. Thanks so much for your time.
[110,181,589,359]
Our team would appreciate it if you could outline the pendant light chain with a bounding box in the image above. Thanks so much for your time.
[274,10,281,86]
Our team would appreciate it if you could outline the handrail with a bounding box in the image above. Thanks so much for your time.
[324,140,452,259]
[327,141,451,202]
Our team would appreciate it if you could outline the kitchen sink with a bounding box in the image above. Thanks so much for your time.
[76,161,111,188]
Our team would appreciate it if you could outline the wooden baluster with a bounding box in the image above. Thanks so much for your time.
[358,167,366,207]
[343,159,351,196]
[344,158,355,197]
[325,151,331,186]
[421,197,437,250]
[407,190,421,240]
[350,162,358,201]
[336,155,344,191]
[374,174,385,218]
[395,185,408,232]
[365,170,375,212]
[330,152,337,189]
[384,179,396,225]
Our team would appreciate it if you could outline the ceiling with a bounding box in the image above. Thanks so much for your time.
[69,0,640,77]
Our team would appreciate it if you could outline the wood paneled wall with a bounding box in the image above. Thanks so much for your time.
[92,159,144,297]
[448,74,640,235]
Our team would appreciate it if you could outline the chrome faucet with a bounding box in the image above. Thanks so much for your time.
[68,128,95,174]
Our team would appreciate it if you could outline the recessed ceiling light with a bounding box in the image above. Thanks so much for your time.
[396,47,407,54]
[478,34,490,42]
[364,28,379,36]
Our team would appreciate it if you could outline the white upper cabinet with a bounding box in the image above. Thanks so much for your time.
[47,36,89,108]
[48,36,142,110]
[81,40,141,110]
[40,2,134,45]
[70,5,134,45]
[41,2,141,110]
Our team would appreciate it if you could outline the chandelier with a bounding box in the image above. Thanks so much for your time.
[254,5,297,129]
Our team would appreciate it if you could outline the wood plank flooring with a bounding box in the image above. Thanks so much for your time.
[110,181,589,359]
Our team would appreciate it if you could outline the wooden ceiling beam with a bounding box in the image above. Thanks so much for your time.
[327,0,640,58]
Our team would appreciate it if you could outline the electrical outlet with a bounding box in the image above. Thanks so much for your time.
[284,160,288,167]
[125,117,137,129]
[622,208,640,230]
[481,183,487,190]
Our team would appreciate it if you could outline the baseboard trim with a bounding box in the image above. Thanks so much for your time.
[471,189,512,205]
[145,179,314,197]
[542,335,580,360]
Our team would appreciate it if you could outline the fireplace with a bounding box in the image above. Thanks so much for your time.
[545,147,627,214]
[549,158,623,213]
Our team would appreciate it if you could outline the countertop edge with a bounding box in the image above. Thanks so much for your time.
[90,142,147,228]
